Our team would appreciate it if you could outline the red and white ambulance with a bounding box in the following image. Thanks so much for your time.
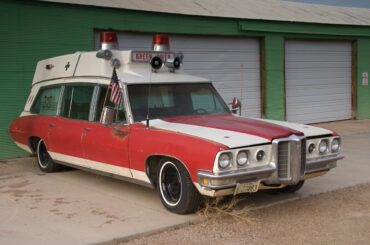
[9,33,343,214]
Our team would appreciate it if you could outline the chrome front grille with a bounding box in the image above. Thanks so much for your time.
[301,139,306,176]
[275,135,306,183]
[277,142,289,178]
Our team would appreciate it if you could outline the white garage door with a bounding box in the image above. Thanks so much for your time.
[285,40,352,124]
[94,32,261,118]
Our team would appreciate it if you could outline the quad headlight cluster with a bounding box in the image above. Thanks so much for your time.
[306,136,341,157]
[216,145,270,170]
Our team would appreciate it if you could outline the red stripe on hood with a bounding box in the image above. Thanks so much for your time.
[162,114,303,141]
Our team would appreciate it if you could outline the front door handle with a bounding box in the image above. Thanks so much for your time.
[48,123,56,127]
[84,128,91,132]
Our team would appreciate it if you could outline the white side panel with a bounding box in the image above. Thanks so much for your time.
[49,152,150,183]
[95,32,261,118]
[148,119,269,148]
[15,142,32,153]
[32,53,81,84]
[285,41,352,123]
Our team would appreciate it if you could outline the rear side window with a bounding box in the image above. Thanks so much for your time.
[60,85,94,120]
[31,86,61,115]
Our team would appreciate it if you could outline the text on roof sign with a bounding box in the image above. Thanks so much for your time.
[132,51,175,63]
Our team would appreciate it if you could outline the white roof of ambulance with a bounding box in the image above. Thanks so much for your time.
[32,51,210,85]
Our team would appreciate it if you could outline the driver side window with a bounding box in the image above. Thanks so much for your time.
[190,88,223,112]
[95,86,126,123]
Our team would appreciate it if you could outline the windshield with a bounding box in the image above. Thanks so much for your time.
[128,83,230,122]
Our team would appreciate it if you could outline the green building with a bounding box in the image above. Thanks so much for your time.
[1,0,370,159]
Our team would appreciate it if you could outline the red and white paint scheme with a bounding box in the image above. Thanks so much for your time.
[9,33,343,214]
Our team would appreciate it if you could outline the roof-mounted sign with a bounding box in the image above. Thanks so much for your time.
[131,51,175,63]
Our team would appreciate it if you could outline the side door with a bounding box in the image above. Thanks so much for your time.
[81,85,131,178]
[48,83,95,167]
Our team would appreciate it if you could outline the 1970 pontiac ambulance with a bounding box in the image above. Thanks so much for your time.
[9,33,343,214]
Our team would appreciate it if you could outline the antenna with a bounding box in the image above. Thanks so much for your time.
[146,70,152,127]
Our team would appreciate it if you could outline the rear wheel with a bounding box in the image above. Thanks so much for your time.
[157,158,202,214]
[278,180,305,193]
[37,140,62,173]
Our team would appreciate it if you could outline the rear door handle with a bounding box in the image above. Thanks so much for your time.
[48,123,56,127]
[84,128,91,132]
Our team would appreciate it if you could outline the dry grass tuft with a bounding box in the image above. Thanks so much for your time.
[197,196,256,224]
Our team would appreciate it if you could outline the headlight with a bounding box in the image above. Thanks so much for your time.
[237,151,248,166]
[308,143,315,154]
[319,140,328,154]
[218,153,232,169]
[331,138,340,152]
[256,150,265,161]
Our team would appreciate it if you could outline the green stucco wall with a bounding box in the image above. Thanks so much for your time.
[357,38,370,119]
[264,34,285,120]
[1,0,370,159]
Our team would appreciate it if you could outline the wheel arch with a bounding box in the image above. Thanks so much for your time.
[29,136,41,154]
[145,154,193,188]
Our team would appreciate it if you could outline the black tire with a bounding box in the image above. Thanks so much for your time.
[157,158,202,214]
[277,180,305,193]
[37,139,62,173]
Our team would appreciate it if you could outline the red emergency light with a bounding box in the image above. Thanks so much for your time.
[152,34,170,51]
[100,31,118,50]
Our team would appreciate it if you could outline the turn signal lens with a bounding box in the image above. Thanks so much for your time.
[202,178,209,185]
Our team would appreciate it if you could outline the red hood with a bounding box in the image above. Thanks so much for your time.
[162,114,303,141]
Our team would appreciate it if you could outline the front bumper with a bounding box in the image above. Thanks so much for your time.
[196,154,343,197]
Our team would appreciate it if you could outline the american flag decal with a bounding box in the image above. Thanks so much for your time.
[110,68,123,105]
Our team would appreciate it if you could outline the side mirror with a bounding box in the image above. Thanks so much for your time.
[100,106,115,125]
[231,97,241,115]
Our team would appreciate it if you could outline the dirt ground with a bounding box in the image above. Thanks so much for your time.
[114,183,370,245]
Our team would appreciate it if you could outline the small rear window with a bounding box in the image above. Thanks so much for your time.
[30,86,61,115]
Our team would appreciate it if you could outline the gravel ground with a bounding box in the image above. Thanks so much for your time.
[114,183,370,245]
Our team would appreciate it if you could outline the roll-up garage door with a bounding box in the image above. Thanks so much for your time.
[285,40,352,124]
[94,32,261,118]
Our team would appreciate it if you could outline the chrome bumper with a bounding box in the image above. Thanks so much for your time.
[306,155,343,173]
[196,154,343,197]
[198,165,276,190]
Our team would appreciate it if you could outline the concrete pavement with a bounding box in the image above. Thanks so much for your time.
[1,119,370,244]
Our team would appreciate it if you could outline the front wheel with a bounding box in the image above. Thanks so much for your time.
[37,139,62,173]
[157,158,202,214]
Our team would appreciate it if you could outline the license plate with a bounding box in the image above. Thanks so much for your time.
[234,181,260,195]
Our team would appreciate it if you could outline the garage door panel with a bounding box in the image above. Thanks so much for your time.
[286,72,351,80]
[180,52,259,62]
[288,87,350,96]
[95,32,261,118]
[214,81,259,90]
[285,40,352,123]
[289,93,350,102]
[194,72,259,81]
[286,62,351,70]
[184,62,259,70]
[171,37,259,49]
